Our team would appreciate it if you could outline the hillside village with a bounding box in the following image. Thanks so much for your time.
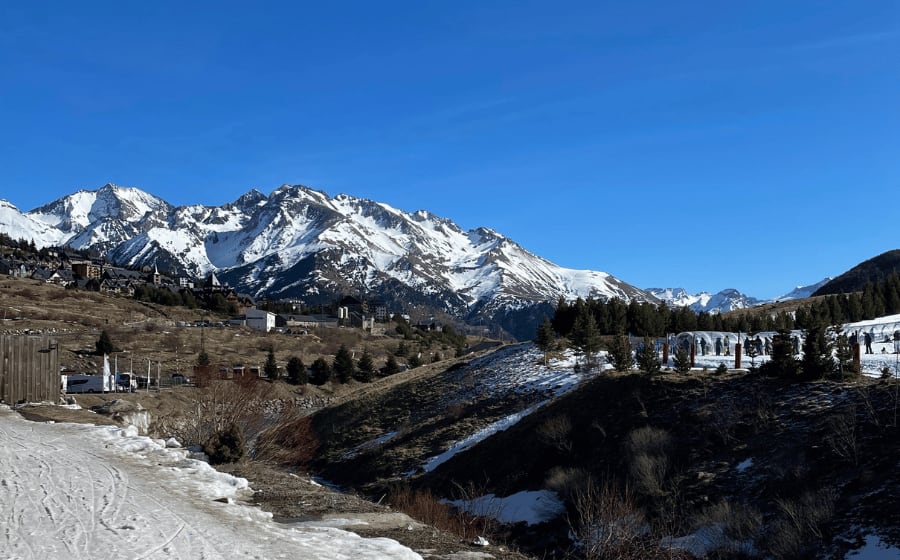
[0,234,414,336]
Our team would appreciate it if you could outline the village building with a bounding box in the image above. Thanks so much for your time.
[245,308,276,333]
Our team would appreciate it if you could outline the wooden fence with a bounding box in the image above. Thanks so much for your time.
[0,335,60,404]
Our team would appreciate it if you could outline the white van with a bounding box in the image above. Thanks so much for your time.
[65,374,112,394]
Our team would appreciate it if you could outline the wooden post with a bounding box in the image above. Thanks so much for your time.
[735,342,742,369]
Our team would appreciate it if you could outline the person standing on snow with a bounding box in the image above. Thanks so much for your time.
[865,331,873,354]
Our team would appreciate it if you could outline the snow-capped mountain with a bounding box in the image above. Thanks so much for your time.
[775,278,831,301]
[3,184,652,339]
[646,287,764,314]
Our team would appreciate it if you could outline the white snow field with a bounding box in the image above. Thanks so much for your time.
[0,405,421,560]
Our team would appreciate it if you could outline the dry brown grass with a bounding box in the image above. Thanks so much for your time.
[254,408,320,468]
[0,277,422,382]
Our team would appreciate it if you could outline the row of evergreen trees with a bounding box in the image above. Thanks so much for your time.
[132,284,238,315]
[547,272,900,342]
[273,344,405,387]
[537,273,900,379]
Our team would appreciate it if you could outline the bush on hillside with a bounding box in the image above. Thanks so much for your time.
[204,423,245,465]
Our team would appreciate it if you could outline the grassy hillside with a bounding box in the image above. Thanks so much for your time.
[0,276,472,384]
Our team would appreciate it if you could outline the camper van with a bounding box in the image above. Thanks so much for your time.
[65,374,112,394]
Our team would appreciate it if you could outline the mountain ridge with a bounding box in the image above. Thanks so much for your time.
[0,184,653,339]
[646,279,831,314]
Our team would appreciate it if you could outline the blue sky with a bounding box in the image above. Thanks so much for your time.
[1,1,897,300]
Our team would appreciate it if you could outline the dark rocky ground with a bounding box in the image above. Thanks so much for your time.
[308,364,900,559]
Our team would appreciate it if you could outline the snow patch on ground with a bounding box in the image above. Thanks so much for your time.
[446,490,565,526]
[846,533,900,559]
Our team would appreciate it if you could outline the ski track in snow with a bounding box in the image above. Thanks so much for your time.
[0,406,421,560]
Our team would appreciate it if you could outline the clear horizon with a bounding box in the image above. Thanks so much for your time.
[1,1,897,300]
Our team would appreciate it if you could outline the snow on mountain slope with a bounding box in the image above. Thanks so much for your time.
[28,184,174,252]
[0,199,67,246]
[6,184,650,335]
[776,278,831,301]
[647,287,763,313]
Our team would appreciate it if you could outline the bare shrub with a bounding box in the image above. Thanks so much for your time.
[537,414,574,453]
[767,489,836,559]
[388,482,503,543]
[748,387,777,432]
[545,466,592,504]
[388,486,465,537]
[824,406,858,466]
[856,385,884,427]
[254,409,319,468]
[626,426,672,497]
[569,476,652,560]
[691,500,763,556]
[450,480,503,541]
[698,403,738,445]
[152,380,273,448]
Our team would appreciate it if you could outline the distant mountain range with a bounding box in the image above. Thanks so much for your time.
[646,279,831,314]
[0,183,876,338]
[0,184,650,339]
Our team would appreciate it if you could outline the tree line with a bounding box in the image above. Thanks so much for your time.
[536,273,900,380]
[545,272,900,342]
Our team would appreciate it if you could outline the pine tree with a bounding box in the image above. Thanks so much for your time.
[744,335,760,370]
[636,337,661,375]
[673,344,691,374]
[534,317,557,365]
[333,344,355,383]
[607,334,633,372]
[408,353,423,369]
[551,296,576,338]
[760,329,800,377]
[95,330,115,356]
[286,356,307,385]
[571,307,602,371]
[356,349,375,382]
[831,326,857,379]
[800,323,835,380]
[196,350,211,368]
[383,354,400,375]
[204,423,245,465]
[309,357,332,385]
[264,347,278,380]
